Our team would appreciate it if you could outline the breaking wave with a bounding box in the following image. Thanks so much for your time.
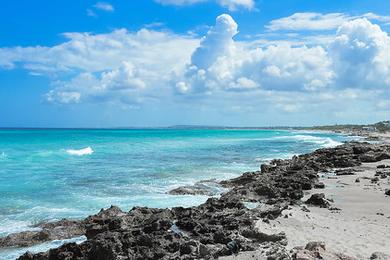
[275,134,342,148]
[66,147,94,156]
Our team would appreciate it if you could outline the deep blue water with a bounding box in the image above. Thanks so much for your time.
[0,129,355,259]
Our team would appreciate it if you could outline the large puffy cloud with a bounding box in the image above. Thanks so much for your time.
[330,18,390,88]
[175,14,390,97]
[0,29,199,104]
[175,14,334,94]
[191,14,238,69]
[0,29,197,74]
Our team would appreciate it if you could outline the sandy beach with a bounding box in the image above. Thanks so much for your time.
[255,159,390,259]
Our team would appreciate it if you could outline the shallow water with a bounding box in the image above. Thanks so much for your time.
[0,129,355,259]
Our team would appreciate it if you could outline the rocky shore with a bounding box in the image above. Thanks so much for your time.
[2,141,390,259]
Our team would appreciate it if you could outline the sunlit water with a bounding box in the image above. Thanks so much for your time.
[0,129,356,259]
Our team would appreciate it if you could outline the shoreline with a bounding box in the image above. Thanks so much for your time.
[1,133,390,259]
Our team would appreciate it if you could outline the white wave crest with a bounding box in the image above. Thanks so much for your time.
[0,219,40,237]
[66,147,94,156]
[321,138,343,148]
[275,134,342,148]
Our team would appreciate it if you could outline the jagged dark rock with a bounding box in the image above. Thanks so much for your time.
[305,193,331,208]
[18,198,286,260]
[335,168,355,176]
[376,169,390,177]
[0,219,85,248]
[14,142,390,260]
[371,177,380,183]
[314,182,325,189]
[168,179,223,196]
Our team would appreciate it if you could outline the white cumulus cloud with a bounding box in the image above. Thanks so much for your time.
[0,28,198,104]
[176,14,334,94]
[330,18,390,88]
[0,12,390,121]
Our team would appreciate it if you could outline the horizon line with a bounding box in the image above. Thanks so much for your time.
[0,122,383,130]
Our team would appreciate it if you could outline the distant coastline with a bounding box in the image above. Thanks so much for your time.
[0,120,388,132]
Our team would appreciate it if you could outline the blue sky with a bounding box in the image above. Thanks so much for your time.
[1,0,390,127]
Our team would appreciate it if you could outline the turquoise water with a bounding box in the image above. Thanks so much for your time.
[0,129,354,259]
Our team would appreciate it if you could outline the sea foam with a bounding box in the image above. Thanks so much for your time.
[275,134,342,148]
[66,147,94,156]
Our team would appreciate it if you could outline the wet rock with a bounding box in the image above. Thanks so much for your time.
[376,169,390,177]
[0,231,50,248]
[335,169,355,176]
[84,205,127,239]
[375,153,390,161]
[0,219,85,248]
[360,153,379,163]
[314,182,325,189]
[261,163,277,173]
[220,172,258,187]
[226,240,239,254]
[305,193,331,208]
[371,177,380,183]
[168,185,212,196]
[353,146,371,154]
[168,179,223,196]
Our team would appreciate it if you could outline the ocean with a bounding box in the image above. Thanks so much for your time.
[0,129,355,259]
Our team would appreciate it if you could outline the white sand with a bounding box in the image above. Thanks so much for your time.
[255,159,390,259]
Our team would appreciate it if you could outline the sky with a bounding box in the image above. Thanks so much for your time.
[1,0,390,127]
